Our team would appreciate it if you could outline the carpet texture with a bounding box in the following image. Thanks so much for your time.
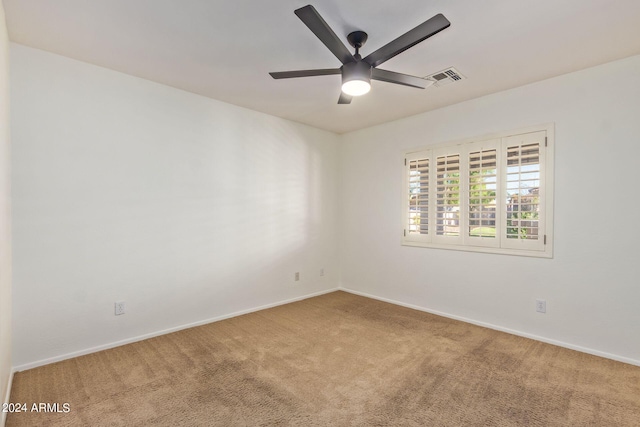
[7,291,640,426]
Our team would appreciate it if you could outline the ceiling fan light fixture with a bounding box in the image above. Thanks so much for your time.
[342,79,370,96]
[341,61,372,96]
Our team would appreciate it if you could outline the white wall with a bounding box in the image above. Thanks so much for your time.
[11,44,340,368]
[339,54,640,365]
[0,1,13,419]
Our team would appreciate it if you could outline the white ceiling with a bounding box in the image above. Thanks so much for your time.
[5,0,640,134]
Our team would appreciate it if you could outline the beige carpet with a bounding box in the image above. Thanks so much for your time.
[7,291,640,426]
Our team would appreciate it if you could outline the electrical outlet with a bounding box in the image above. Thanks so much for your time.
[320,268,324,277]
[115,301,126,316]
[535,299,546,314]
[294,272,300,282]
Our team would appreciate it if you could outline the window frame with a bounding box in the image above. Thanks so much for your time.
[402,124,554,258]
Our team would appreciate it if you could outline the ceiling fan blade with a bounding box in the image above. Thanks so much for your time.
[270,69,341,79]
[371,68,430,89]
[364,14,450,68]
[338,93,352,104]
[295,5,355,65]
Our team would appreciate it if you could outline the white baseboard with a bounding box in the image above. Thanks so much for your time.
[2,370,14,427]
[339,287,640,367]
[13,288,340,372]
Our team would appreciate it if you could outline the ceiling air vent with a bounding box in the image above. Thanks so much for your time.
[425,67,465,87]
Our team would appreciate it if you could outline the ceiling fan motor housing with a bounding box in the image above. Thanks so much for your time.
[341,60,372,86]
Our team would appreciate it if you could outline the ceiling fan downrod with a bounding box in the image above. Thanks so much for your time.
[347,30,368,58]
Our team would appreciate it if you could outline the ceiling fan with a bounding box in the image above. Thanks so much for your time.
[269,5,451,104]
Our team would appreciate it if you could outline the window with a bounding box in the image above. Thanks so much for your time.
[403,125,554,257]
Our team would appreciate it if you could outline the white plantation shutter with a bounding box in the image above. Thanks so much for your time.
[501,131,546,251]
[466,139,500,248]
[402,125,552,257]
[434,150,462,244]
[405,151,430,242]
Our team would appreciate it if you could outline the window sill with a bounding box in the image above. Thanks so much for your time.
[401,240,553,258]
